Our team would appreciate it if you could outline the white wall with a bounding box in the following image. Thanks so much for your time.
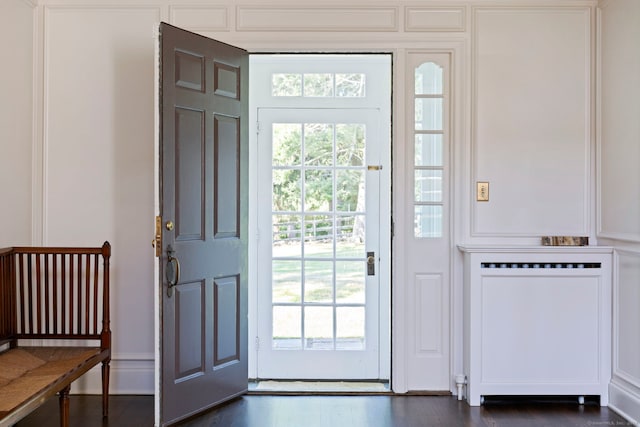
[19,0,598,397]
[598,0,640,424]
[0,0,33,247]
[38,5,159,393]
[472,6,593,239]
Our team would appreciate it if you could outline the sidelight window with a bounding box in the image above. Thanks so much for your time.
[414,61,445,238]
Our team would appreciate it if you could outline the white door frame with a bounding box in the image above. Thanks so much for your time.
[239,41,465,394]
[248,54,391,382]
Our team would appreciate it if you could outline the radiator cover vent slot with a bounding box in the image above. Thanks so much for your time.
[481,262,601,269]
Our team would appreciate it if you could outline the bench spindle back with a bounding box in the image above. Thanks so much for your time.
[0,243,111,350]
[0,248,17,346]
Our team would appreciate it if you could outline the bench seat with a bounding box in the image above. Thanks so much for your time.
[0,347,107,419]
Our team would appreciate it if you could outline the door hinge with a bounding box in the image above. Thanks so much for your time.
[255,336,260,351]
[391,218,395,239]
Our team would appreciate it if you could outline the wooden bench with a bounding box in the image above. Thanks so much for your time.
[0,242,111,427]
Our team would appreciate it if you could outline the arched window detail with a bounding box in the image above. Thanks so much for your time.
[414,61,445,238]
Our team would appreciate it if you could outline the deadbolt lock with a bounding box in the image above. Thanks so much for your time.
[153,216,162,257]
[166,221,174,231]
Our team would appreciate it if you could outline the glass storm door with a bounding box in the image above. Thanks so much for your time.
[256,107,383,379]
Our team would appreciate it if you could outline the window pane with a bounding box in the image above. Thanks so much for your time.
[273,260,301,303]
[415,62,443,95]
[336,73,366,97]
[304,215,333,258]
[336,124,365,166]
[273,306,301,349]
[415,170,443,202]
[336,307,365,350]
[304,306,334,350]
[415,205,443,238]
[273,169,301,211]
[304,169,333,212]
[273,123,302,166]
[415,134,443,167]
[304,260,333,303]
[336,170,363,212]
[272,214,301,257]
[272,73,302,97]
[415,98,443,131]
[336,215,365,257]
[304,73,333,97]
[336,261,365,304]
[304,123,334,166]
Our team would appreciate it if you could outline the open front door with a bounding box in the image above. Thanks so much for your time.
[158,22,248,425]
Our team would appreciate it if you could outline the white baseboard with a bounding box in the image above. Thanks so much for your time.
[71,354,154,395]
[609,378,640,426]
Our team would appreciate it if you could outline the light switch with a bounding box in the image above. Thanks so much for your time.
[477,182,489,202]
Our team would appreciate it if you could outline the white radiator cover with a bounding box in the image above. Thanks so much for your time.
[459,245,613,406]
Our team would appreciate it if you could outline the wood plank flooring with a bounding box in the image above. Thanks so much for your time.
[15,394,632,427]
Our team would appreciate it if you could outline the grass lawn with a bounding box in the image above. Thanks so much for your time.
[271,240,367,348]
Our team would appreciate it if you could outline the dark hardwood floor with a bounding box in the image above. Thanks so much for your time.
[15,394,632,427]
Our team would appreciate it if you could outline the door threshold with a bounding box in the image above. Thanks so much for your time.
[248,380,391,395]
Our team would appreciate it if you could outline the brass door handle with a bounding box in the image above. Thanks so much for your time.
[166,245,180,297]
[367,251,375,276]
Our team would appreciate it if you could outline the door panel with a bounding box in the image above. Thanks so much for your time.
[175,107,205,241]
[214,114,240,238]
[214,275,240,365]
[159,22,248,425]
[175,282,205,379]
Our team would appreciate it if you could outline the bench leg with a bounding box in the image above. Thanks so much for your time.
[58,385,71,427]
[102,360,110,418]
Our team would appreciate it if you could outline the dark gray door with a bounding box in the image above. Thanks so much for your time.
[159,22,248,426]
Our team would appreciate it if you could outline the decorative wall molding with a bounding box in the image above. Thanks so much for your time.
[598,0,614,9]
[609,379,640,427]
[598,232,640,244]
[610,249,640,425]
[21,0,38,7]
[38,3,163,245]
[612,250,640,382]
[470,6,593,238]
[404,6,466,32]
[596,0,640,241]
[36,4,160,396]
[170,5,229,32]
[236,6,399,32]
